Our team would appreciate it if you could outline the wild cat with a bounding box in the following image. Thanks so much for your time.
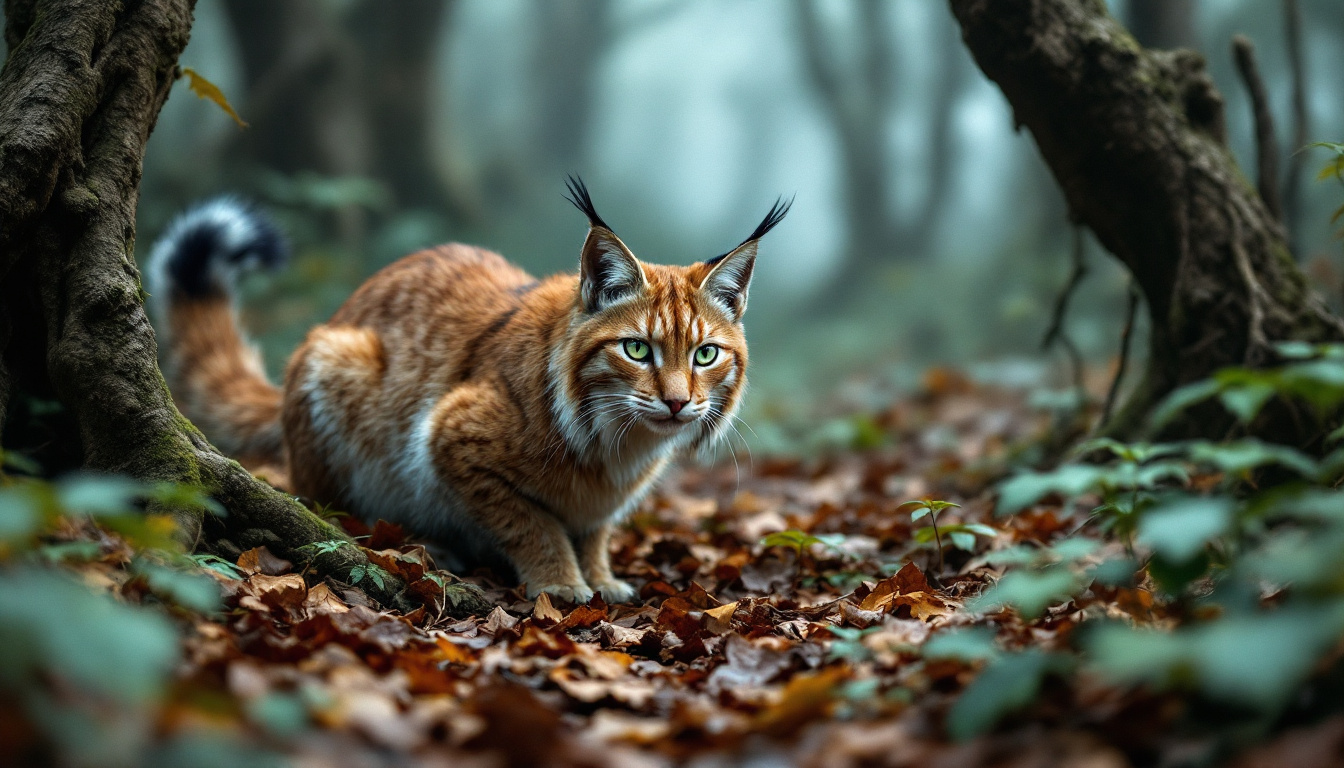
[149,179,790,603]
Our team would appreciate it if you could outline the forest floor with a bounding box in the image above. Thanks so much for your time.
[14,368,1344,768]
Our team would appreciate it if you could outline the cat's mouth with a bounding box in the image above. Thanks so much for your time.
[643,413,695,433]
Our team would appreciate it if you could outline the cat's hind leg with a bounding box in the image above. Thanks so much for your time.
[282,324,387,507]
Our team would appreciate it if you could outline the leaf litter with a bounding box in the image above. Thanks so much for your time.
[9,367,1344,767]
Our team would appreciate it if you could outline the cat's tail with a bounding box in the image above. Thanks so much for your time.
[147,198,288,468]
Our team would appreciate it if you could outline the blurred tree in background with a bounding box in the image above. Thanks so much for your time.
[121,0,1344,436]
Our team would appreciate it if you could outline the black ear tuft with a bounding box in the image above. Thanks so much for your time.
[564,175,613,231]
[705,194,794,266]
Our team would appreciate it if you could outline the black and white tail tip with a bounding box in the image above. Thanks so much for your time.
[148,197,288,300]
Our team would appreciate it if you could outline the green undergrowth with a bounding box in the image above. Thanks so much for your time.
[0,460,286,768]
[942,342,1344,746]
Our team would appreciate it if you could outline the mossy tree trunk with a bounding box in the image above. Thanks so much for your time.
[949,0,1344,444]
[0,0,424,609]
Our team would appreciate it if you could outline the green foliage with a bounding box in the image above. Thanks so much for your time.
[947,650,1065,742]
[922,626,1000,663]
[827,626,884,662]
[950,347,1344,737]
[298,538,355,557]
[970,567,1085,620]
[0,460,273,764]
[1310,142,1344,238]
[847,414,888,450]
[131,558,223,613]
[1152,342,1344,430]
[900,500,993,568]
[0,567,181,765]
[914,522,996,553]
[1087,608,1344,709]
[760,529,824,554]
[423,570,488,609]
[759,529,848,557]
[348,562,391,590]
[261,171,392,213]
[188,552,246,580]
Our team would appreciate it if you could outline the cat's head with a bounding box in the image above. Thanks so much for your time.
[551,177,790,460]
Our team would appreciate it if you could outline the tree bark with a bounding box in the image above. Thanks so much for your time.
[529,0,609,175]
[222,0,460,219]
[796,0,970,306]
[350,0,453,213]
[0,0,445,611]
[795,0,901,277]
[948,0,1344,444]
[1125,0,1196,50]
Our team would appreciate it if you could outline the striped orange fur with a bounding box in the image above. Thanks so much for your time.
[150,183,789,602]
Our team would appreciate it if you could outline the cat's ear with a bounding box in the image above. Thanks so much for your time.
[698,241,757,320]
[579,226,646,313]
[566,175,646,313]
[699,195,792,321]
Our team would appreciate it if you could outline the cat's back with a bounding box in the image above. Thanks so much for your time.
[311,242,576,397]
[330,243,535,335]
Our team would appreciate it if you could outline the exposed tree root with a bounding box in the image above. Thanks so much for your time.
[0,0,491,615]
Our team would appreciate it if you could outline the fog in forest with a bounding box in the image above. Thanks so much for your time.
[129,0,1344,452]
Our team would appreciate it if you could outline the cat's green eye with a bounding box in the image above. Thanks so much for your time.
[694,344,719,366]
[623,339,651,362]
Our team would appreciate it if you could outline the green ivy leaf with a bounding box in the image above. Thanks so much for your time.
[761,529,824,554]
[1150,379,1222,429]
[948,531,977,551]
[1136,496,1233,563]
[1186,439,1318,478]
[947,650,1058,740]
[996,465,1107,516]
[1218,383,1277,424]
[188,553,246,580]
[969,567,1083,619]
[922,626,1000,663]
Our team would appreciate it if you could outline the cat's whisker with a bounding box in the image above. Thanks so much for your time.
[728,414,755,469]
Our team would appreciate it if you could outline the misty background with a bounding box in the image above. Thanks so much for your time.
[129,0,1344,452]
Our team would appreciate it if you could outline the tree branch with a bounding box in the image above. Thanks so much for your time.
[1101,282,1141,427]
[0,0,456,612]
[949,0,1343,444]
[1232,35,1283,223]
[1282,0,1309,252]
[793,0,844,118]
[1042,226,1088,399]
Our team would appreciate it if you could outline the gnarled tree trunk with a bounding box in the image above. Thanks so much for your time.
[0,0,455,610]
[948,0,1344,444]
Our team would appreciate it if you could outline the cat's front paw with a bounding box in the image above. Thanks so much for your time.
[529,582,595,604]
[593,578,638,604]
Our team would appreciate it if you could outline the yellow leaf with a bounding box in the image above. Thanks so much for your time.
[1316,154,1344,182]
[531,591,563,624]
[181,67,248,128]
[704,600,739,634]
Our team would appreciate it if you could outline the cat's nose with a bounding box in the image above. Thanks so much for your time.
[663,398,688,416]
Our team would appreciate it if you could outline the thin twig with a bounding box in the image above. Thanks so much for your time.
[1042,226,1089,401]
[1232,35,1283,222]
[931,511,945,573]
[1227,205,1272,364]
[1282,0,1309,254]
[1102,281,1140,427]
